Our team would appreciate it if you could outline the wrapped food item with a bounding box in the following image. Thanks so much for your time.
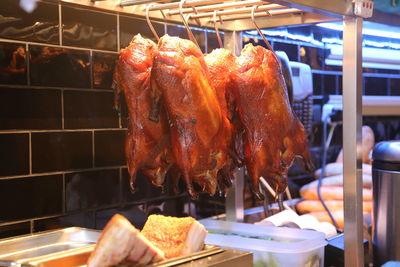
[309,210,371,230]
[141,215,207,258]
[303,174,372,190]
[314,162,372,178]
[296,200,373,214]
[87,214,165,267]
[299,186,373,202]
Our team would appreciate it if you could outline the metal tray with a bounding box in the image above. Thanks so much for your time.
[0,228,224,267]
[0,227,100,267]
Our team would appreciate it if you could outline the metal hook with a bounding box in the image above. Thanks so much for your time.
[251,5,274,52]
[179,0,200,48]
[213,10,223,48]
[146,3,160,41]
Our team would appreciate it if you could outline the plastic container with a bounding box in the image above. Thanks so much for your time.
[200,219,327,267]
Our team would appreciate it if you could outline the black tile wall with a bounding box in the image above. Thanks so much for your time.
[0,222,31,239]
[0,87,62,130]
[121,168,162,203]
[64,90,119,129]
[33,212,95,232]
[0,0,59,44]
[95,205,147,230]
[0,0,237,236]
[93,52,118,90]
[65,169,120,212]
[0,175,63,222]
[62,6,117,51]
[0,133,29,177]
[94,130,126,167]
[0,42,27,85]
[119,16,164,48]
[32,132,92,173]
[29,45,90,88]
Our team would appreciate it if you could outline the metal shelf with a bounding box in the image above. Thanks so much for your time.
[60,0,341,30]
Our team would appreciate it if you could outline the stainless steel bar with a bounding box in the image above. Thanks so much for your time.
[166,0,266,15]
[225,30,243,222]
[342,16,364,267]
[190,4,284,19]
[148,0,224,11]
[220,8,301,21]
[120,0,167,7]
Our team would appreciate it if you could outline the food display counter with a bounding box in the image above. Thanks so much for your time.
[1,0,378,266]
[0,227,252,267]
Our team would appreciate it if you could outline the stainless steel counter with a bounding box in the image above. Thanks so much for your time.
[0,227,252,267]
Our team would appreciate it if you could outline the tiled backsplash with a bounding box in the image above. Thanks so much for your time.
[0,0,220,238]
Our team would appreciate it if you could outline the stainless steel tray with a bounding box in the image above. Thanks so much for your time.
[0,228,224,267]
[0,227,100,267]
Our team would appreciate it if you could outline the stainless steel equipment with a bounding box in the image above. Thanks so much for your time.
[372,141,400,266]
[0,227,251,267]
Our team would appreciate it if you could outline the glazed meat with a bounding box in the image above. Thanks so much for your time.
[113,34,173,191]
[204,48,239,192]
[234,44,314,197]
[151,35,232,197]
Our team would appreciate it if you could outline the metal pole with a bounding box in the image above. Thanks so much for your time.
[342,16,364,267]
[225,31,244,222]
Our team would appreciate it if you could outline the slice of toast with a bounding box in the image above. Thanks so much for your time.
[141,214,207,258]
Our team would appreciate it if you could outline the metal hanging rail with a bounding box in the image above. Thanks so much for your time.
[147,0,226,11]
[166,0,268,15]
[220,7,300,21]
[190,4,286,19]
[120,0,168,7]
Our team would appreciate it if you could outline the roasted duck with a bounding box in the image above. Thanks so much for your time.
[113,34,173,191]
[151,35,232,197]
[204,48,239,192]
[234,44,314,197]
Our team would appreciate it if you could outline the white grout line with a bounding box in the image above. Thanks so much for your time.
[62,173,66,213]
[0,84,115,93]
[0,38,119,54]
[29,132,32,175]
[89,50,94,89]
[0,166,126,181]
[92,130,95,168]
[117,13,121,52]
[0,128,126,134]
[119,167,123,203]
[59,3,63,46]
[61,89,65,129]
[26,43,30,86]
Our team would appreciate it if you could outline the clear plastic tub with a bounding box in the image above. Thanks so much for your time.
[200,219,327,267]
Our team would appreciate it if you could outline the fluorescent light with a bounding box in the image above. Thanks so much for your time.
[325,59,400,70]
[317,22,400,40]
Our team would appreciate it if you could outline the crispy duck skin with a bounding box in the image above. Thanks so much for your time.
[113,34,173,191]
[234,44,314,197]
[151,35,231,197]
[204,48,239,192]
